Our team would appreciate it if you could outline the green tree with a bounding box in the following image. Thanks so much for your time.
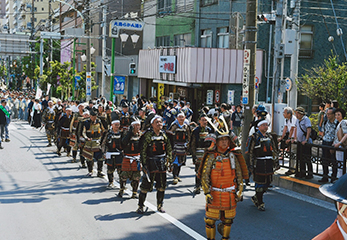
[298,55,347,110]
[0,63,7,79]
[74,62,98,100]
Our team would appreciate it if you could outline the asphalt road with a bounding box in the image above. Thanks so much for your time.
[0,121,337,240]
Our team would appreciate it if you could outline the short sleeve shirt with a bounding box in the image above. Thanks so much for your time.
[333,120,347,144]
[296,116,312,142]
[322,119,338,142]
[285,115,297,138]
[231,111,242,127]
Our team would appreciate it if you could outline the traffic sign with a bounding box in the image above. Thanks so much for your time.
[75,76,81,89]
[285,77,292,91]
[114,76,125,94]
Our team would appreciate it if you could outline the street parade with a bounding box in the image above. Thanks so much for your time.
[1,88,347,240]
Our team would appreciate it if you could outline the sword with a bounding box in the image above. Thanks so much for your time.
[142,164,151,182]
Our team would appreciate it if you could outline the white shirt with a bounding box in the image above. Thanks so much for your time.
[285,115,297,138]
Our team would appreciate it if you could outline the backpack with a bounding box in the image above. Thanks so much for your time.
[299,118,318,141]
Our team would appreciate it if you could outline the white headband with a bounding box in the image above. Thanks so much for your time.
[83,111,90,115]
[131,120,141,126]
[111,120,120,124]
[257,120,268,127]
[66,108,72,111]
[151,115,162,124]
[177,112,185,117]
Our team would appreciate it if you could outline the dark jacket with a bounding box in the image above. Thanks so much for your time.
[0,106,6,125]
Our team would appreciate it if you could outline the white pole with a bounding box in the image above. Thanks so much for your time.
[101,2,107,97]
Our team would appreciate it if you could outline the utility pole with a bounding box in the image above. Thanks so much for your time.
[272,0,284,104]
[271,0,284,130]
[241,0,257,153]
[49,0,53,95]
[31,0,35,88]
[101,1,107,97]
[289,0,300,109]
[86,0,91,101]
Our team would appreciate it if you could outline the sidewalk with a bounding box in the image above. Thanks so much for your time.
[273,168,333,202]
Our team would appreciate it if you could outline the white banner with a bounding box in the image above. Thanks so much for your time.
[46,83,51,95]
[35,87,42,100]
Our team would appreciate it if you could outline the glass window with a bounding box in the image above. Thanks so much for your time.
[201,29,212,48]
[158,0,172,14]
[300,25,313,58]
[156,36,171,47]
[217,27,229,48]
[174,33,192,46]
[200,0,218,7]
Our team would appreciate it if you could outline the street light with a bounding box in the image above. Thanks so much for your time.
[120,33,129,48]
[130,34,140,48]
[90,46,96,55]
[81,53,87,62]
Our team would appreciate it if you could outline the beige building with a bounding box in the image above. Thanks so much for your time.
[5,0,58,34]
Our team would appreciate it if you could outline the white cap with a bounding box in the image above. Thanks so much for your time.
[83,110,90,116]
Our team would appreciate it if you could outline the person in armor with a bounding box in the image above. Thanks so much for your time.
[248,105,269,136]
[190,114,213,194]
[137,107,147,130]
[81,111,105,177]
[167,102,177,127]
[137,115,172,214]
[119,102,131,134]
[53,100,63,144]
[198,119,249,240]
[119,119,142,198]
[167,112,191,185]
[57,108,73,156]
[162,101,170,129]
[247,120,279,211]
[69,104,84,162]
[103,119,123,189]
[105,106,112,127]
[78,111,90,168]
[97,104,109,130]
[173,99,180,112]
[42,100,55,147]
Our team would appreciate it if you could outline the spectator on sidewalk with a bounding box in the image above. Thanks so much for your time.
[332,108,347,180]
[323,100,332,123]
[278,107,297,175]
[231,105,243,137]
[318,103,325,135]
[294,107,313,179]
[313,174,347,239]
[319,107,338,183]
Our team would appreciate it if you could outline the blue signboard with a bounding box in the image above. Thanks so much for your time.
[75,76,81,89]
[113,76,125,95]
[242,97,249,105]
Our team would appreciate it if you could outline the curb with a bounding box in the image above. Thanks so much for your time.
[273,172,333,203]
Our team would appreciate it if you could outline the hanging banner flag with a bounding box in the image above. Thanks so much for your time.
[46,83,51,95]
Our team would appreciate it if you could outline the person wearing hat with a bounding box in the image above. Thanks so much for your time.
[293,106,313,179]
[118,118,142,198]
[248,105,269,137]
[167,111,191,184]
[56,107,73,157]
[247,120,279,211]
[198,116,249,240]
[137,115,172,214]
[42,100,56,147]
[81,110,105,177]
[119,102,131,135]
[313,174,347,239]
[97,104,109,130]
[190,114,214,194]
[104,119,123,189]
[69,104,85,162]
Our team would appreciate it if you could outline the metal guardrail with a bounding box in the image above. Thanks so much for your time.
[278,141,347,179]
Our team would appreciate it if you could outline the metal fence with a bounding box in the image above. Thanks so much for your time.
[278,141,347,179]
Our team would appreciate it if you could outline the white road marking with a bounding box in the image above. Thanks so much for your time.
[271,187,336,211]
[113,181,205,240]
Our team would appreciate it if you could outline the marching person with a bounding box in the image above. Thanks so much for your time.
[69,104,85,162]
[104,119,123,189]
[42,100,55,147]
[248,120,279,211]
[32,99,42,128]
[167,112,191,185]
[57,107,73,157]
[118,119,142,198]
[0,99,9,149]
[137,115,172,214]
[199,119,249,240]
[81,111,105,177]
[313,174,347,239]
[119,102,131,134]
[190,114,213,194]
[78,111,90,168]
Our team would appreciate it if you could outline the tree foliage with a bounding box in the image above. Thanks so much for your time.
[298,55,347,110]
